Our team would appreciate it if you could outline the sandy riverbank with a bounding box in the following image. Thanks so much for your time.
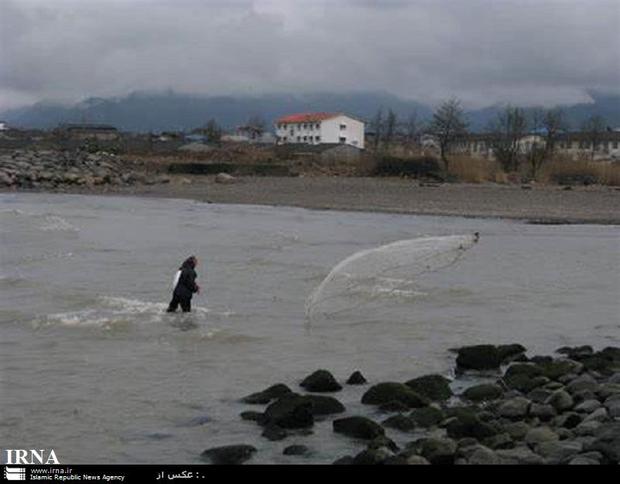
[27,176,619,225]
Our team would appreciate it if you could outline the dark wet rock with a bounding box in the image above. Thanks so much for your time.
[502,421,531,440]
[600,346,620,362]
[557,346,594,360]
[405,455,431,465]
[352,448,392,465]
[556,428,575,440]
[378,400,411,413]
[524,426,559,446]
[582,407,609,423]
[361,382,430,408]
[241,383,293,404]
[482,433,514,450]
[405,374,452,401]
[346,370,367,385]
[201,445,257,465]
[383,456,409,465]
[605,399,620,418]
[263,394,314,429]
[566,374,599,394]
[545,390,574,412]
[333,416,385,440]
[467,445,501,465]
[463,383,504,402]
[240,411,265,423]
[536,440,583,464]
[262,425,288,441]
[568,455,600,465]
[332,456,354,465]
[539,359,583,380]
[283,444,310,456]
[597,383,620,400]
[572,389,597,404]
[410,406,445,427]
[530,355,554,365]
[456,345,502,371]
[544,381,565,391]
[554,412,583,430]
[527,388,554,404]
[301,395,346,416]
[497,344,528,364]
[300,369,342,393]
[419,437,458,465]
[529,403,557,421]
[588,422,620,463]
[495,446,545,465]
[369,435,400,452]
[574,420,602,437]
[382,414,416,432]
[498,397,531,419]
[445,412,498,440]
[575,399,602,413]
[503,363,546,392]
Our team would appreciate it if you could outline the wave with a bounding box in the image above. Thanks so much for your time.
[0,209,79,232]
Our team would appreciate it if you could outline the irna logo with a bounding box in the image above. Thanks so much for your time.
[4,449,60,465]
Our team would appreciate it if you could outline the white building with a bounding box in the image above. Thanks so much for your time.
[275,112,365,149]
[0,121,8,131]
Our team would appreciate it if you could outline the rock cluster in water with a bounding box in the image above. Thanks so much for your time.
[0,149,169,189]
[200,344,620,465]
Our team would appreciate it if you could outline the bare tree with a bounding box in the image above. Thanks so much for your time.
[203,119,222,144]
[383,109,398,146]
[488,105,528,172]
[370,107,384,151]
[428,98,468,172]
[246,115,267,135]
[581,115,607,160]
[404,110,420,144]
[542,107,568,160]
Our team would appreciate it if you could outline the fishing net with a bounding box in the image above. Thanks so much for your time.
[305,234,479,320]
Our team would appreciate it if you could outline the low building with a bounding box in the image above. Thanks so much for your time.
[275,112,365,149]
[0,121,8,131]
[57,123,119,140]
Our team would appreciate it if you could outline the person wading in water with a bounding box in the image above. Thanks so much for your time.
[167,256,200,313]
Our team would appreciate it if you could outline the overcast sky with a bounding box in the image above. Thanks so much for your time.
[1,0,619,111]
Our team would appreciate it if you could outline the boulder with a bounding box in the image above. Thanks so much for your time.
[405,374,452,401]
[497,397,531,419]
[556,345,594,360]
[535,440,583,464]
[502,421,531,440]
[300,369,342,393]
[575,399,602,414]
[201,445,257,465]
[566,374,600,394]
[463,383,504,402]
[497,344,528,364]
[361,382,430,408]
[456,345,501,371]
[524,426,559,446]
[539,359,583,380]
[445,412,498,440]
[346,370,367,385]
[239,411,264,423]
[241,383,293,404]
[382,414,416,432]
[528,403,557,421]
[605,399,620,418]
[495,446,545,465]
[588,422,620,463]
[283,445,310,456]
[263,394,314,429]
[468,446,501,465]
[301,395,346,415]
[410,406,445,427]
[405,455,431,465]
[419,438,458,465]
[379,400,411,413]
[261,425,287,441]
[545,390,574,412]
[352,448,392,465]
[582,407,609,423]
[333,416,385,440]
[554,412,583,430]
[482,433,514,450]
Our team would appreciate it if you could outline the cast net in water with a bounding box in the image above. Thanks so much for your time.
[305,233,479,320]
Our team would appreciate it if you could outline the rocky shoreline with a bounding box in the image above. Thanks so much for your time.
[201,344,620,465]
[0,149,170,189]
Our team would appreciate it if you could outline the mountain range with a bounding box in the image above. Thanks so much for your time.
[2,90,618,133]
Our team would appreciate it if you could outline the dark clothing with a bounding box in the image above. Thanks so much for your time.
[167,257,199,313]
[167,293,191,313]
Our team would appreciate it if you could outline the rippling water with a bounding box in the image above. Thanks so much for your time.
[1,192,619,463]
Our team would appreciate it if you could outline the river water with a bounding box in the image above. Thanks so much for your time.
[1,192,618,464]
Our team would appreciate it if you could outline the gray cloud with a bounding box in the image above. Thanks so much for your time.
[1,0,618,111]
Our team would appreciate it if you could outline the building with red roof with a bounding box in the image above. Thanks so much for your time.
[275,112,364,149]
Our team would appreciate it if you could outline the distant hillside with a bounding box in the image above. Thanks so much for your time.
[2,90,618,133]
[0,91,432,133]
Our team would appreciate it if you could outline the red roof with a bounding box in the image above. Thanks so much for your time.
[276,112,339,124]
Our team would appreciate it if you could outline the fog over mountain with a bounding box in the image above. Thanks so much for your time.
[1,0,618,114]
[2,90,618,133]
